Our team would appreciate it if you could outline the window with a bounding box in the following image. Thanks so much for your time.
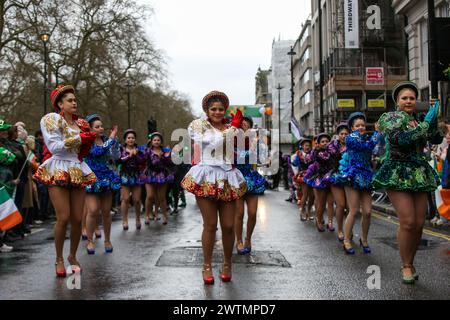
[301,48,310,64]
[437,3,450,17]
[303,70,311,84]
[301,91,311,105]
[421,87,429,103]
[420,20,429,67]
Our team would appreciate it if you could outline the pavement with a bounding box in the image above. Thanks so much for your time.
[0,189,449,300]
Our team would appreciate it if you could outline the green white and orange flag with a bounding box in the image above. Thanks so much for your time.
[0,186,22,231]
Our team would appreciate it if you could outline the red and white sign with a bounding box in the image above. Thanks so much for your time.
[366,67,384,85]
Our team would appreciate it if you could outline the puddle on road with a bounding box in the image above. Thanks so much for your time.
[377,237,443,251]
[155,246,291,268]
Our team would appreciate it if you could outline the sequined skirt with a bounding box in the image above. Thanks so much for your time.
[335,166,374,191]
[237,165,266,195]
[86,168,121,193]
[120,172,144,187]
[372,159,440,192]
[181,165,247,202]
[140,170,174,185]
[303,172,331,189]
[34,158,96,188]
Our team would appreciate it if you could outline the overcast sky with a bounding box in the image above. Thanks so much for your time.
[143,0,311,117]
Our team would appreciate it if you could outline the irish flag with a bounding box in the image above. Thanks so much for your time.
[0,187,22,231]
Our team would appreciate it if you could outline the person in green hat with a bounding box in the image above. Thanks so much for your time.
[0,144,19,253]
[373,81,443,284]
[0,146,19,196]
[0,120,19,197]
[0,120,13,150]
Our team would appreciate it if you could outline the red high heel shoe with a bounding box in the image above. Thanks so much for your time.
[202,264,214,285]
[220,263,232,282]
[55,257,66,278]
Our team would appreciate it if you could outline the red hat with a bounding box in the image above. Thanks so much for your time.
[202,91,230,113]
[50,85,75,112]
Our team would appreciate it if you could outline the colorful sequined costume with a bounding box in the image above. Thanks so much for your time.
[291,149,314,186]
[118,145,146,186]
[235,137,266,195]
[303,142,341,189]
[336,131,381,190]
[84,137,121,193]
[0,147,17,196]
[323,139,347,186]
[181,118,247,201]
[140,148,175,184]
[34,113,96,188]
[372,111,443,192]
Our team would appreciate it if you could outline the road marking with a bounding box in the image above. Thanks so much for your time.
[372,212,450,242]
[30,228,45,235]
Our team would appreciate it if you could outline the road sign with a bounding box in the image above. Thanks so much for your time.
[337,99,355,108]
[368,99,385,108]
[366,67,384,85]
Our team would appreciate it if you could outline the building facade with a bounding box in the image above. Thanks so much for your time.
[268,39,295,153]
[293,20,315,137]
[391,0,450,117]
[310,0,409,133]
[255,67,273,130]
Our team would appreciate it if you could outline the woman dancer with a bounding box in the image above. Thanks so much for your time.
[292,138,315,221]
[84,115,121,254]
[327,124,350,241]
[234,117,266,255]
[34,85,96,277]
[118,129,146,231]
[303,133,333,232]
[373,81,442,284]
[142,132,174,225]
[336,112,381,254]
[181,91,246,284]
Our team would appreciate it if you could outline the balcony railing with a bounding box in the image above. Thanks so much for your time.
[322,47,407,79]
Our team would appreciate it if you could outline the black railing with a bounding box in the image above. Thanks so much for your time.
[322,47,407,79]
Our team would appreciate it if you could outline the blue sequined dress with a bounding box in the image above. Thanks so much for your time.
[291,150,313,185]
[236,144,266,195]
[85,137,121,193]
[335,131,381,190]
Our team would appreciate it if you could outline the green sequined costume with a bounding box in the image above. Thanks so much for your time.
[372,111,443,192]
[0,146,17,196]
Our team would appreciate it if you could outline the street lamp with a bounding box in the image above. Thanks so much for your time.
[40,33,50,115]
[288,46,296,152]
[287,46,296,118]
[276,83,283,152]
[126,78,133,128]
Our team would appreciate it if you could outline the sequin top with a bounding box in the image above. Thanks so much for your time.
[336,131,381,190]
[372,111,443,192]
[188,118,239,171]
[292,150,313,173]
[84,137,121,193]
[328,139,347,173]
[118,145,146,176]
[379,111,443,162]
